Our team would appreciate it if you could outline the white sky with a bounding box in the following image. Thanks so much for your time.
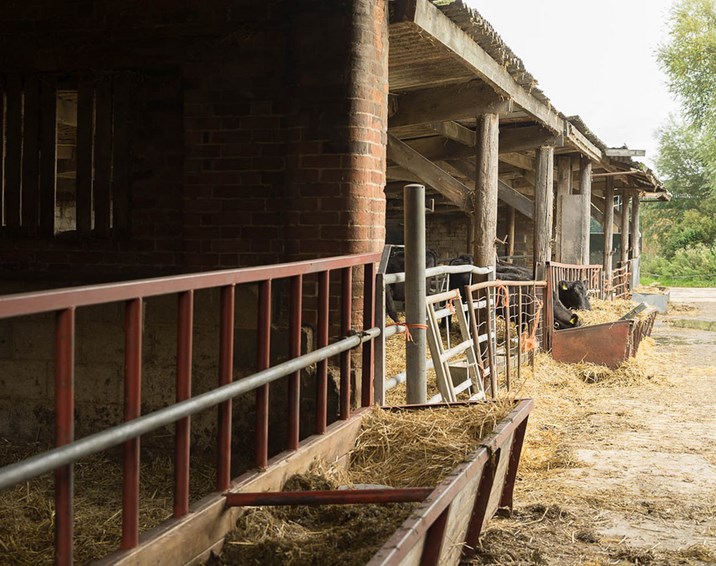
[466,0,680,171]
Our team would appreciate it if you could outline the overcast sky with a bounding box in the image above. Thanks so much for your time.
[467,0,680,171]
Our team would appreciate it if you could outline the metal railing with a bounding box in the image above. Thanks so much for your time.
[374,247,492,405]
[0,252,381,564]
[466,280,548,397]
[612,260,632,300]
[547,261,604,299]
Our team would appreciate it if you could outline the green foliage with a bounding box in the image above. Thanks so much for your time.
[658,0,716,177]
[642,0,716,275]
[642,244,716,286]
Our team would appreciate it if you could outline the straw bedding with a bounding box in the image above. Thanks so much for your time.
[0,445,215,565]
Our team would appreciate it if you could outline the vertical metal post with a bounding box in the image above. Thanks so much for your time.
[217,285,235,491]
[55,307,75,566]
[374,270,386,406]
[256,280,271,468]
[362,262,375,407]
[316,271,329,434]
[174,291,193,517]
[122,298,142,549]
[340,267,352,419]
[288,275,302,450]
[404,183,427,404]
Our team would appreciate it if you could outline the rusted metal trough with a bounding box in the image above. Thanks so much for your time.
[551,309,657,369]
[220,399,533,566]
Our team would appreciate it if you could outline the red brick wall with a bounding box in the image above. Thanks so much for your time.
[0,0,389,283]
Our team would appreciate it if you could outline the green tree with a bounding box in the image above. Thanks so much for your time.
[643,0,716,267]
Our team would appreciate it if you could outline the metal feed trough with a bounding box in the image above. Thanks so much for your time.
[546,261,657,368]
[551,308,657,369]
[225,398,533,566]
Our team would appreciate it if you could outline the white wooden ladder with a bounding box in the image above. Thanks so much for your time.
[425,289,486,402]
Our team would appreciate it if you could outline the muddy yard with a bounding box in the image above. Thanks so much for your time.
[469,288,716,566]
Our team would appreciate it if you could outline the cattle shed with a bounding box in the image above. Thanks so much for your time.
[0,0,667,564]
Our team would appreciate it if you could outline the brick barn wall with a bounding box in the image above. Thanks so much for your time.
[0,0,390,445]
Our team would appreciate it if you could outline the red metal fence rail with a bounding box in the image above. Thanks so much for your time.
[0,252,381,565]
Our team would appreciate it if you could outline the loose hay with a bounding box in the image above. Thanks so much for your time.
[0,443,215,565]
[348,403,513,488]
[575,298,650,326]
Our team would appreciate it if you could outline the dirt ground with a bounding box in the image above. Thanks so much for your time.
[468,288,716,566]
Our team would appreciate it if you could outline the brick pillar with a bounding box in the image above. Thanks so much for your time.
[284,0,388,260]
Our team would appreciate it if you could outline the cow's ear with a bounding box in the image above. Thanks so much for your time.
[560,283,568,290]
[569,315,578,324]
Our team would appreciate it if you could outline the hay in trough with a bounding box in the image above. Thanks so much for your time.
[348,402,513,488]
[575,298,650,326]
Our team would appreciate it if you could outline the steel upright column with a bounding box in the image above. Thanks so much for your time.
[405,184,427,404]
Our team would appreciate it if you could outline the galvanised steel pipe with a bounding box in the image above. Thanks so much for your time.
[0,327,380,492]
[404,183,427,404]
[383,264,493,286]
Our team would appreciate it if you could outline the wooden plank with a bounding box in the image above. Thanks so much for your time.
[554,156,572,262]
[112,74,131,232]
[93,77,112,237]
[4,75,22,230]
[389,80,509,127]
[533,145,554,279]
[76,78,94,235]
[449,160,534,219]
[39,77,57,236]
[412,0,564,133]
[497,180,534,220]
[431,120,475,146]
[563,121,602,163]
[500,126,562,154]
[603,177,615,276]
[579,158,593,264]
[605,148,645,157]
[499,152,534,172]
[387,133,470,210]
[22,75,40,233]
[0,78,4,226]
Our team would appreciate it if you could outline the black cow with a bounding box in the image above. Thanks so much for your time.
[558,280,591,311]
[553,294,580,329]
[385,247,439,323]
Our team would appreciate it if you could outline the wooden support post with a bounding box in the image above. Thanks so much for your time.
[533,145,554,279]
[630,193,642,287]
[630,193,641,261]
[579,158,592,265]
[472,113,499,269]
[507,206,515,263]
[603,177,615,280]
[554,156,572,262]
[620,188,630,264]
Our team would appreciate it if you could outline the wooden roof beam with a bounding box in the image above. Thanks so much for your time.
[448,159,534,219]
[410,0,563,133]
[389,80,511,127]
[431,121,475,146]
[387,133,471,210]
